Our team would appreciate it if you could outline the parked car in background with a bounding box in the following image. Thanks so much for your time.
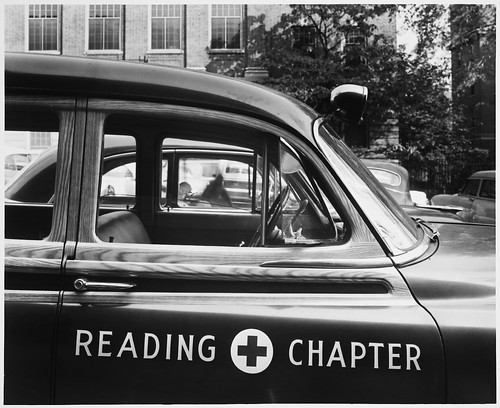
[361,159,464,223]
[3,145,33,184]
[431,170,495,224]
[362,160,416,206]
[4,52,495,405]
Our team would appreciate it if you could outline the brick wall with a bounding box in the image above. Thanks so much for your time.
[4,5,26,52]
[61,5,86,56]
[4,4,396,67]
[125,5,149,62]
[186,5,210,69]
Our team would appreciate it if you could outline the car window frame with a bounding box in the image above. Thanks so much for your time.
[461,178,481,197]
[478,179,495,200]
[76,98,391,267]
[166,148,259,212]
[4,95,84,243]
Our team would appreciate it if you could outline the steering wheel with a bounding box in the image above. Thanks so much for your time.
[249,186,290,247]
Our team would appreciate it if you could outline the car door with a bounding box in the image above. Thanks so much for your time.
[53,100,446,404]
[455,178,481,220]
[4,96,83,404]
[472,178,495,223]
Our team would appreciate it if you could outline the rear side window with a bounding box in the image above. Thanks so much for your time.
[4,131,59,202]
[479,179,495,199]
[170,154,259,211]
[4,109,60,240]
[461,179,480,197]
[369,168,401,187]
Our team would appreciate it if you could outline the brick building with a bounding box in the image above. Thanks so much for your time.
[449,5,496,163]
[4,4,398,151]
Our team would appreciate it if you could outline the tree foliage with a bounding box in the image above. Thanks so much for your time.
[247,4,492,193]
[403,4,495,95]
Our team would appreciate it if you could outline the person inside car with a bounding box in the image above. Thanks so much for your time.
[178,181,194,207]
[201,174,232,207]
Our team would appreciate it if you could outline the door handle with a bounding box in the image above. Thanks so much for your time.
[74,278,136,292]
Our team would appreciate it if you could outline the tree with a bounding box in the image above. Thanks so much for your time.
[396,4,494,192]
[403,4,495,95]
[250,4,490,194]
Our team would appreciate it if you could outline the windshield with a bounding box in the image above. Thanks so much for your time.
[315,121,420,255]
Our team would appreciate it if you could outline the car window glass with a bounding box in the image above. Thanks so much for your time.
[4,153,32,181]
[461,179,480,196]
[269,143,342,246]
[4,130,59,203]
[4,112,60,241]
[316,123,419,253]
[369,168,401,187]
[97,116,344,247]
[174,156,260,210]
[100,135,137,208]
[479,179,495,199]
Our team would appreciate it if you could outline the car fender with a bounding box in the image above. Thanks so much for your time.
[397,222,496,403]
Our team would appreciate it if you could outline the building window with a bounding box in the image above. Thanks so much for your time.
[88,4,122,51]
[345,28,366,46]
[344,28,367,66]
[151,5,181,50]
[292,26,317,54]
[28,4,59,51]
[210,4,242,50]
[30,132,54,149]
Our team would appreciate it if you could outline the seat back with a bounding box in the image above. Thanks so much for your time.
[97,211,151,244]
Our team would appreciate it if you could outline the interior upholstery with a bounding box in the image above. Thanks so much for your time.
[97,211,151,244]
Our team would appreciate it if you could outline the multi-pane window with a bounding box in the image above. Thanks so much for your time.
[28,4,59,51]
[30,132,55,149]
[151,5,181,50]
[211,4,242,50]
[346,28,366,46]
[88,4,121,50]
[292,26,317,53]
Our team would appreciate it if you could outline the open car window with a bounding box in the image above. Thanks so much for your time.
[96,114,346,247]
[267,143,342,246]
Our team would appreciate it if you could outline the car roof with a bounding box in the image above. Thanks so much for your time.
[5,52,319,143]
[469,170,495,179]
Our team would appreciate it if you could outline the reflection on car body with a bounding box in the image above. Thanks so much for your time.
[4,53,495,404]
[431,170,495,224]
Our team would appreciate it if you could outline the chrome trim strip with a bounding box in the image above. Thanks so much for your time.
[5,290,60,303]
[65,260,411,297]
[62,291,415,308]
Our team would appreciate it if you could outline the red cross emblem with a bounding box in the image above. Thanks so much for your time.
[230,329,274,374]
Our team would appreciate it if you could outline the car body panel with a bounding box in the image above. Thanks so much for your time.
[5,52,318,141]
[398,222,496,402]
[55,285,445,403]
[431,170,495,224]
[4,52,495,404]
[4,250,63,404]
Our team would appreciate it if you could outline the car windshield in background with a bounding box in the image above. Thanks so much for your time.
[315,121,420,254]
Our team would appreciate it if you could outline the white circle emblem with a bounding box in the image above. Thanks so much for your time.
[230,328,273,374]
